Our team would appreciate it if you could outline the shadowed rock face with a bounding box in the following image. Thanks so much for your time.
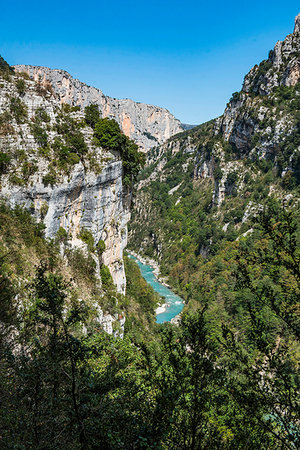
[14,65,184,152]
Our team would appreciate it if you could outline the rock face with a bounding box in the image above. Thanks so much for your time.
[14,65,184,152]
[216,13,300,157]
[0,69,127,295]
[129,14,300,264]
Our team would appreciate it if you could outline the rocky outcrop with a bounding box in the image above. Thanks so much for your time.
[0,69,127,295]
[14,65,183,152]
[216,13,300,158]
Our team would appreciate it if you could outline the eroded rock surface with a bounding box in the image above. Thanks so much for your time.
[14,65,183,152]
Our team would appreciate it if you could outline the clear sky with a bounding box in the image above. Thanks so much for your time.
[1,1,300,124]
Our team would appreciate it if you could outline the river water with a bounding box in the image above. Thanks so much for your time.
[128,255,184,323]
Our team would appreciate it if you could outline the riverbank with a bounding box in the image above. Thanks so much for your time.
[126,250,184,323]
[127,250,171,288]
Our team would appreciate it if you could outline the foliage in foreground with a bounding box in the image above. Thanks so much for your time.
[0,201,299,449]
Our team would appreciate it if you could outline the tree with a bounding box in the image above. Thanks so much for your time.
[94,117,145,185]
[84,104,100,129]
[220,200,300,448]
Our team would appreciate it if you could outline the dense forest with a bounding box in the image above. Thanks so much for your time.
[0,200,299,448]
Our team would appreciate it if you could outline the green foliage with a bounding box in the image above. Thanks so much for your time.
[15,78,26,95]
[0,55,14,81]
[42,170,57,186]
[35,106,51,123]
[0,55,14,75]
[31,123,48,147]
[100,264,113,288]
[94,117,124,150]
[0,151,11,174]
[78,227,95,252]
[229,91,240,103]
[84,103,100,128]
[56,226,68,243]
[49,110,88,176]
[0,199,298,448]
[66,247,96,285]
[124,254,159,321]
[96,238,106,254]
[94,117,145,185]
[9,97,28,123]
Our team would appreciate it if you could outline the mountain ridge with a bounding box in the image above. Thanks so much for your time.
[14,64,184,152]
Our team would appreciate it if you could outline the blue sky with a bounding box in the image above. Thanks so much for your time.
[1,1,300,124]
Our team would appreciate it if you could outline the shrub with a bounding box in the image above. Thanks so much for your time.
[100,264,113,288]
[94,117,145,185]
[0,152,11,173]
[84,104,100,129]
[213,165,222,180]
[16,78,26,96]
[40,202,49,219]
[96,239,106,255]
[9,97,28,123]
[42,171,57,186]
[35,107,50,123]
[78,228,95,252]
[56,226,68,244]
[0,55,14,79]
[65,132,88,156]
[31,123,48,147]
[94,118,125,151]
[66,247,96,284]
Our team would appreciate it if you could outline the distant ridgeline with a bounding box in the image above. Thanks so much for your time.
[0,13,299,450]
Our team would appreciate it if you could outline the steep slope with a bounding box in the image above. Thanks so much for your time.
[129,13,300,288]
[14,65,184,152]
[0,66,129,293]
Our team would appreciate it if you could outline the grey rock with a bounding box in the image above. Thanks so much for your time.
[14,65,184,152]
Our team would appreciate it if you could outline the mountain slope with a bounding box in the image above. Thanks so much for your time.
[14,65,184,152]
[129,13,300,290]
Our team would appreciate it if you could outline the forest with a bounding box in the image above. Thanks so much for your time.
[0,200,298,448]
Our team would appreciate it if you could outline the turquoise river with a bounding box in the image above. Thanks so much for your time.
[128,254,184,323]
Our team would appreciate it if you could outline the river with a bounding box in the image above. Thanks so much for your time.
[128,254,184,323]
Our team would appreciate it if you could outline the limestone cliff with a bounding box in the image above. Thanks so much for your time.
[216,13,300,161]
[129,14,300,265]
[14,65,183,152]
[0,66,128,297]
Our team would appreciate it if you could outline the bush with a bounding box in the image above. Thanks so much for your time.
[56,226,68,244]
[100,264,113,288]
[35,107,50,123]
[0,55,14,77]
[96,239,106,255]
[42,171,57,186]
[9,97,28,123]
[66,247,96,284]
[94,118,125,151]
[94,117,145,185]
[65,132,88,156]
[0,152,11,173]
[31,123,48,147]
[84,104,100,129]
[78,228,95,252]
[15,79,26,96]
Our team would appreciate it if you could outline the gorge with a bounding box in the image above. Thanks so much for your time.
[0,11,299,450]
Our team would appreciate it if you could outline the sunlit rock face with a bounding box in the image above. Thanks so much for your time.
[215,13,300,157]
[0,71,127,294]
[14,65,184,152]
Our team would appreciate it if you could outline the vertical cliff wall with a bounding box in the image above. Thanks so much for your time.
[14,65,184,152]
[0,69,128,294]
